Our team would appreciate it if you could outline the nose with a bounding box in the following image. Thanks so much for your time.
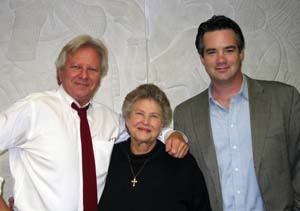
[216,52,227,65]
[142,115,150,125]
[80,68,89,79]
[216,52,225,62]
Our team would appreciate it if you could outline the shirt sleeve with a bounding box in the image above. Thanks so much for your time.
[0,177,3,195]
[0,99,33,150]
[159,128,188,143]
[115,115,129,143]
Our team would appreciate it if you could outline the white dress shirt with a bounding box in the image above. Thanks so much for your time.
[0,86,120,211]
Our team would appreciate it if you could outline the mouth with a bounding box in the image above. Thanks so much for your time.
[74,81,90,87]
[137,127,151,133]
[215,66,229,72]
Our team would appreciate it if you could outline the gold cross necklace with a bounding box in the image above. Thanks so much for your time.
[127,154,151,188]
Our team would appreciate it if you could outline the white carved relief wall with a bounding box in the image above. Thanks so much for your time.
[0,0,300,198]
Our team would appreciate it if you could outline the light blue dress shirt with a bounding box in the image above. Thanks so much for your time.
[208,75,264,211]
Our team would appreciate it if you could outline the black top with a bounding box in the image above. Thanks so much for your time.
[98,139,211,211]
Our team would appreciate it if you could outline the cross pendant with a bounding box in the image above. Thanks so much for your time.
[131,177,138,187]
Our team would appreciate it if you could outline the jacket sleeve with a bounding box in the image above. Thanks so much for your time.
[288,87,300,209]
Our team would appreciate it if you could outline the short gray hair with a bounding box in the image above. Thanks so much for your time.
[122,84,172,127]
[55,34,108,84]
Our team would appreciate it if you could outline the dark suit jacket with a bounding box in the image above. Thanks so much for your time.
[174,75,300,211]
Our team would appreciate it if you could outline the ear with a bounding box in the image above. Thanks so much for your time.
[239,50,244,61]
[124,120,131,134]
[160,122,164,130]
[57,69,63,84]
[200,55,205,65]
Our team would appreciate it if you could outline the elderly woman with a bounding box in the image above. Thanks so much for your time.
[98,84,211,211]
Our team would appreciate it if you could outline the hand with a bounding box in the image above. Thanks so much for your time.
[165,131,189,158]
[8,196,14,210]
[0,196,11,211]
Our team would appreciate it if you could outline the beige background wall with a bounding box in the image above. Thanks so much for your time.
[1,0,300,199]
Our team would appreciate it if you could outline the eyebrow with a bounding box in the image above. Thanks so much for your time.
[224,45,237,50]
[205,45,237,52]
[133,109,162,115]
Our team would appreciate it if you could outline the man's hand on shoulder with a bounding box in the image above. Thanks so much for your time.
[165,131,189,158]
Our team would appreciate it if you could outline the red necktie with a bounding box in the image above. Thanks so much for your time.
[72,103,98,211]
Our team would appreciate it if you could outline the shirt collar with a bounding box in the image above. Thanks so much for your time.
[208,74,249,103]
[57,85,92,108]
[241,74,249,100]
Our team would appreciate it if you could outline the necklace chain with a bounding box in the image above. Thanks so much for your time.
[127,154,151,188]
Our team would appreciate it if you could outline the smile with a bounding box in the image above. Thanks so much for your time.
[215,66,229,72]
[138,127,151,133]
[75,82,90,86]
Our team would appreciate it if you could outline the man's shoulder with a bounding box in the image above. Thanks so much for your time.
[92,102,118,115]
[248,77,298,96]
[15,90,59,107]
[91,102,120,123]
[175,89,208,111]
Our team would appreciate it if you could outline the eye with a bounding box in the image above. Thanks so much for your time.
[225,49,234,53]
[70,65,81,70]
[224,46,237,53]
[205,49,216,55]
[88,67,99,72]
[150,114,161,119]
[134,111,144,116]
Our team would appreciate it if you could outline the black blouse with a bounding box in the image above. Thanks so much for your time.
[98,139,211,211]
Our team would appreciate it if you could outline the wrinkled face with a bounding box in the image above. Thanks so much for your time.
[200,29,244,85]
[58,47,101,106]
[126,98,163,153]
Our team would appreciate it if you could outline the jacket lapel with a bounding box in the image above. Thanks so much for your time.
[247,76,271,176]
[191,90,222,196]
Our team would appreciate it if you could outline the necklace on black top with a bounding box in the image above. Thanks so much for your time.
[126,140,163,188]
[127,154,152,187]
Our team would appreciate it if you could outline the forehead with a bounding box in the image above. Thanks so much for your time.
[67,47,102,64]
[132,98,162,112]
[203,29,238,48]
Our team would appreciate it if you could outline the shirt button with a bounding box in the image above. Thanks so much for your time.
[230,124,234,128]
[234,168,239,171]
[237,190,241,194]
[232,145,237,149]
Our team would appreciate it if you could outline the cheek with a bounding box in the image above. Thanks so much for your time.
[62,71,78,83]
[203,58,216,67]
[152,120,163,130]
[228,55,241,64]
[90,74,101,84]
[126,117,140,128]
